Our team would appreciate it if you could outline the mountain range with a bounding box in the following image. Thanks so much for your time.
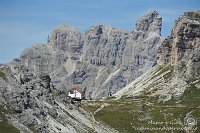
[0,10,199,133]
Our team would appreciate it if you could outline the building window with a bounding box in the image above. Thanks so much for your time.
[69,90,74,94]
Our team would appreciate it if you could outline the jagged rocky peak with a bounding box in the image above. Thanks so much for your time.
[135,10,162,36]
[19,25,84,73]
[48,24,83,53]
[17,10,163,99]
[86,25,105,35]
[79,12,163,98]
[115,11,200,100]
[85,24,118,36]
[157,10,200,77]
[83,24,129,67]
[184,10,200,21]
[171,11,200,40]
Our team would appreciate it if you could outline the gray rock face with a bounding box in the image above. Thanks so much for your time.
[116,11,200,106]
[20,44,57,73]
[17,10,163,99]
[135,10,162,36]
[157,10,200,78]
[83,25,129,67]
[79,10,163,98]
[2,10,199,133]
[48,25,83,59]
[20,24,83,75]
[0,64,116,133]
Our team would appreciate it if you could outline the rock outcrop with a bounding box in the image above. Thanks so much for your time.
[18,10,162,99]
[157,10,200,78]
[48,25,83,53]
[1,10,200,133]
[116,10,200,100]
[0,64,118,133]
[135,10,162,36]
[0,10,165,132]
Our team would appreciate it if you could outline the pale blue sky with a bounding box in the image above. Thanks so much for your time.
[0,0,199,63]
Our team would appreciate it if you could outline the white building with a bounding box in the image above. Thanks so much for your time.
[68,88,82,100]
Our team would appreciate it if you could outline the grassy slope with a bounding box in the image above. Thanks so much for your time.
[0,107,20,133]
[83,95,200,133]
[0,70,6,79]
[82,65,200,133]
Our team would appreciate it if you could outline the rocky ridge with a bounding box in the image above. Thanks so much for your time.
[0,10,164,133]
[0,10,199,133]
[19,10,163,99]
[0,64,118,133]
[115,10,200,100]
[157,11,200,77]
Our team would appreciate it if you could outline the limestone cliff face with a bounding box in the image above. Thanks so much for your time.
[115,11,200,101]
[2,10,200,133]
[83,25,129,67]
[0,64,117,133]
[48,25,83,59]
[18,10,163,99]
[135,10,162,36]
[157,11,200,78]
[83,10,162,69]
[20,25,82,78]
[122,10,162,82]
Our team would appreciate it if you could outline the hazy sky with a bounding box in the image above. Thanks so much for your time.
[0,0,199,63]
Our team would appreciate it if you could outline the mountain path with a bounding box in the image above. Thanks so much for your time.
[94,103,109,115]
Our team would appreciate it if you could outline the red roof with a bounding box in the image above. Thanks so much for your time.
[70,88,82,94]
